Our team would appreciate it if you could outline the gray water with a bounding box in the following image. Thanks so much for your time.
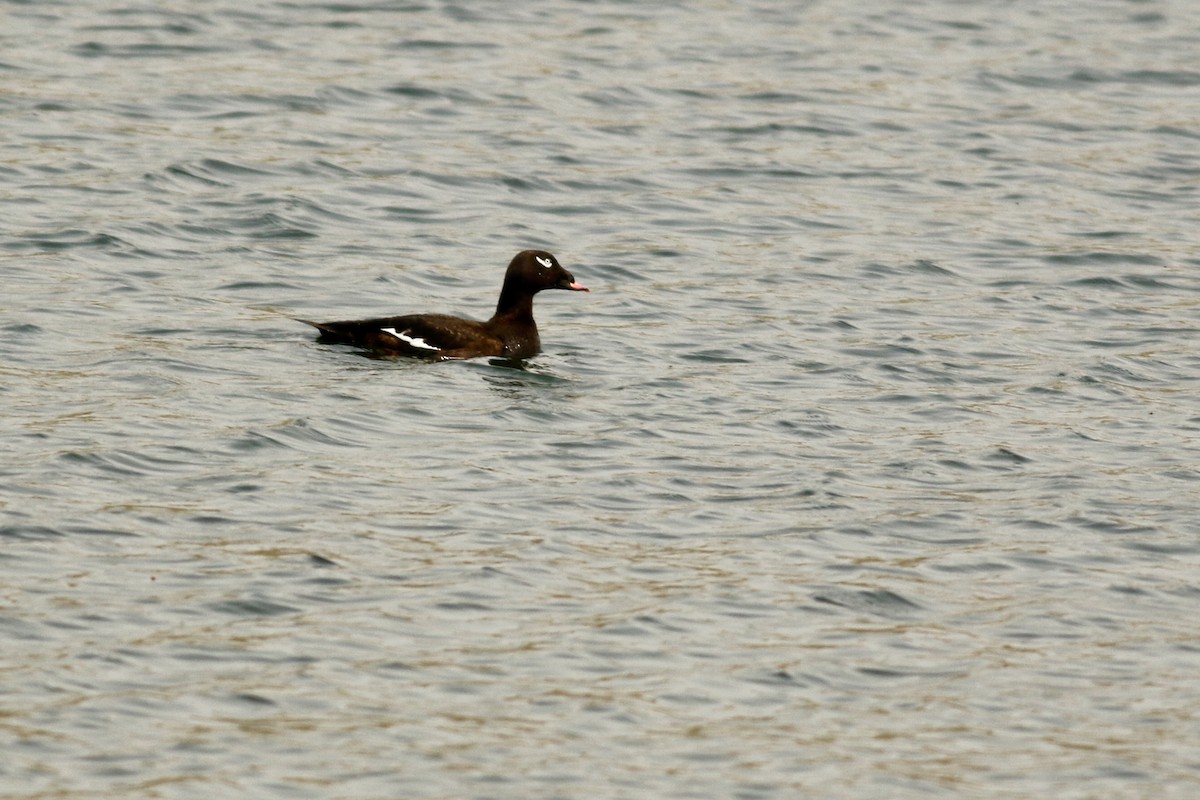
[4,1,1200,797]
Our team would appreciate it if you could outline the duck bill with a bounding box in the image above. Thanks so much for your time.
[555,277,590,291]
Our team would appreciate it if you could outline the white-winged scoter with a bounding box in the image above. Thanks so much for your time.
[298,250,588,360]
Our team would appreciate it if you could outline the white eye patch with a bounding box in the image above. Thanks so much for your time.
[382,327,439,350]
[535,256,552,269]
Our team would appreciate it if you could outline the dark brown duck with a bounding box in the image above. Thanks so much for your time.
[299,250,589,360]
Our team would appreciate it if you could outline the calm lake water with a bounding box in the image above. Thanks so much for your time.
[4,1,1200,797]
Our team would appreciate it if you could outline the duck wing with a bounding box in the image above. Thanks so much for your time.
[299,314,504,360]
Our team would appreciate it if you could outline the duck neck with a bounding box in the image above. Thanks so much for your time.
[493,283,535,322]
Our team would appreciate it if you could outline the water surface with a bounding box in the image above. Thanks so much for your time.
[3,1,1200,798]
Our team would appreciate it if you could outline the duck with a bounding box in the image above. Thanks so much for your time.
[298,250,588,360]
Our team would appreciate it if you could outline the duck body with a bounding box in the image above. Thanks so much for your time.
[300,250,588,360]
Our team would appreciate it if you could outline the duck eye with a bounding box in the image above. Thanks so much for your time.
[535,256,552,269]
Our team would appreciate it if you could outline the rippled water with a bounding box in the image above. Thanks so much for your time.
[4,1,1200,797]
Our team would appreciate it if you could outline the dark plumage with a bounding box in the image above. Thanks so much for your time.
[298,250,588,360]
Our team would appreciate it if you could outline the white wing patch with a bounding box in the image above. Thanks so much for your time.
[381,327,440,351]
[535,256,552,269]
